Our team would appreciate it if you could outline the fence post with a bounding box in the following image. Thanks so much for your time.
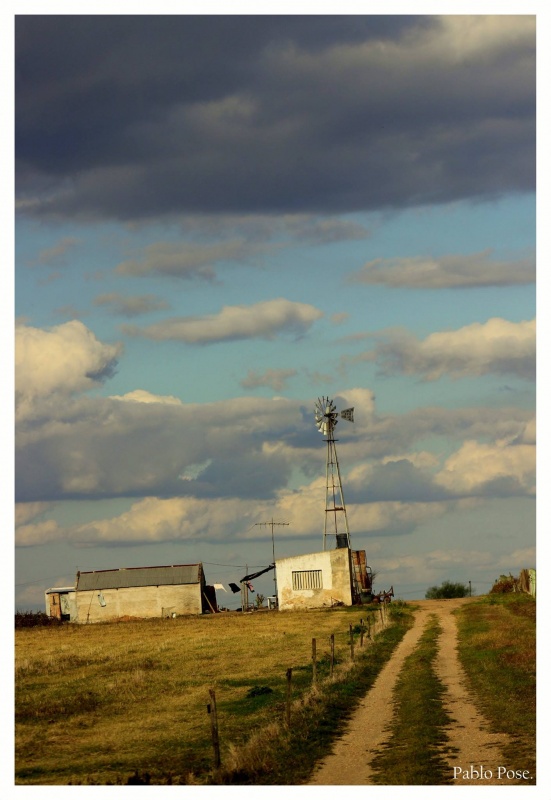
[349,624,355,662]
[207,688,221,769]
[285,667,293,726]
[379,605,384,627]
[330,634,335,677]
[360,618,364,647]
[312,638,317,686]
[367,615,371,640]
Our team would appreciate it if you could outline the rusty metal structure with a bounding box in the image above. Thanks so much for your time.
[351,549,374,602]
[372,586,394,604]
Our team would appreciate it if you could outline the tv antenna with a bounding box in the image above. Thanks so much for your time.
[314,396,354,551]
[254,518,289,601]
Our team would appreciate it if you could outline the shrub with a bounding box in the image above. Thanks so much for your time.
[425,581,470,600]
[489,574,519,594]
[15,611,63,628]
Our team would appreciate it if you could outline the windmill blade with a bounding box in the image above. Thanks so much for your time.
[314,396,341,436]
[340,407,354,422]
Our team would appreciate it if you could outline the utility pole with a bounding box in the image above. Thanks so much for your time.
[254,519,289,604]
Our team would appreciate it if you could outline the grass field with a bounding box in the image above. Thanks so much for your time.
[455,593,536,780]
[15,604,409,785]
[15,594,536,785]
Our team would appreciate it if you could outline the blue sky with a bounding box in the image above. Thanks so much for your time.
[13,14,536,609]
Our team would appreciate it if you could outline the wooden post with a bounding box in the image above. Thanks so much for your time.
[349,624,355,662]
[207,688,221,768]
[367,615,371,640]
[360,619,364,647]
[312,638,317,686]
[285,668,292,726]
[330,634,335,677]
[380,606,384,626]
[203,591,216,614]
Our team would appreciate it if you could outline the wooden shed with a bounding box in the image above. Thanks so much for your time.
[44,587,76,621]
[74,563,216,623]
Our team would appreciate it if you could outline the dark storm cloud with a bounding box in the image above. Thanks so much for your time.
[15,15,535,221]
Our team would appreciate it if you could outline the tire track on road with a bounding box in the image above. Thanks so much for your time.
[309,606,432,785]
[309,599,515,786]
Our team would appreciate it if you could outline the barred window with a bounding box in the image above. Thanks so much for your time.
[292,570,323,590]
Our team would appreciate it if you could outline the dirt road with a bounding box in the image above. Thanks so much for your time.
[309,598,515,786]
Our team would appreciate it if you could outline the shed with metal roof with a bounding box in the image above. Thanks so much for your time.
[74,563,215,623]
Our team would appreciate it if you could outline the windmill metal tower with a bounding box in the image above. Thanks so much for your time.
[314,396,354,551]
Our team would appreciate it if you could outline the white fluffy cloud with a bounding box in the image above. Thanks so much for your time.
[110,389,183,405]
[122,298,324,343]
[435,438,535,496]
[29,486,451,547]
[362,317,535,380]
[15,320,121,420]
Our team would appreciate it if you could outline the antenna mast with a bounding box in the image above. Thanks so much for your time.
[254,518,289,601]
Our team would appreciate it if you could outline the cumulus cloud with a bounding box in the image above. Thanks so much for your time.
[15,501,54,527]
[15,320,121,419]
[17,416,536,546]
[122,298,323,343]
[348,250,535,289]
[241,368,298,392]
[94,292,169,317]
[31,487,450,547]
[497,546,536,570]
[434,439,535,496]
[16,379,534,507]
[15,392,306,503]
[109,389,183,405]
[16,518,62,547]
[360,317,535,381]
[375,548,499,584]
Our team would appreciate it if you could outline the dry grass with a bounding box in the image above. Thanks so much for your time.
[455,593,536,780]
[16,606,385,785]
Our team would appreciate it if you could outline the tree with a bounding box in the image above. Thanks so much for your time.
[425,580,471,599]
[255,594,266,609]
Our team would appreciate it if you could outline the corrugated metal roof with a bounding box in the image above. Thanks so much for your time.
[76,564,203,591]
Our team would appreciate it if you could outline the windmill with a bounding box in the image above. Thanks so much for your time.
[314,396,354,551]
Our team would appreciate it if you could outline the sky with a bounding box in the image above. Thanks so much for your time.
[12,12,537,611]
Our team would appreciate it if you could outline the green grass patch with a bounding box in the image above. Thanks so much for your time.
[369,614,454,785]
[455,593,536,780]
